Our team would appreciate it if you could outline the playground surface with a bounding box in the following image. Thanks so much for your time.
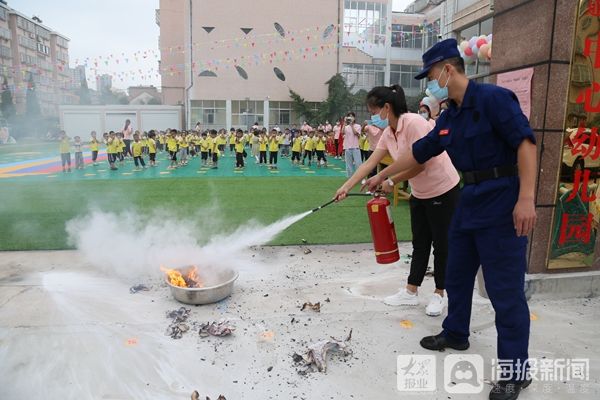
[0,142,350,181]
[0,143,412,250]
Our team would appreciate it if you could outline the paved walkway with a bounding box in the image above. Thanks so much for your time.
[1,244,598,399]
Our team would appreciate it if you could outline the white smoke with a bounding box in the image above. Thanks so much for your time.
[65,208,311,280]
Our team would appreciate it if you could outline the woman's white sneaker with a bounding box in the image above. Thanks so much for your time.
[425,293,446,316]
[383,289,419,306]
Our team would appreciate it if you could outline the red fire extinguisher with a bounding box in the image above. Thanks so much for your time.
[367,195,400,264]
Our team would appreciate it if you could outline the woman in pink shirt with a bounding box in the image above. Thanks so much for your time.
[342,112,363,177]
[332,121,342,158]
[335,85,460,317]
[122,119,133,158]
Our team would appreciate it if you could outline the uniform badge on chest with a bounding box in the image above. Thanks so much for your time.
[440,129,450,136]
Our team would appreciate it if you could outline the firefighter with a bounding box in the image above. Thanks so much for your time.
[364,39,537,400]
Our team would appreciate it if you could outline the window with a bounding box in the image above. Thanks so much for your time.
[0,45,10,59]
[344,1,386,44]
[391,24,423,49]
[20,53,36,65]
[56,51,68,62]
[37,58,53,71]
[232,100,264,128]
[342,63,384,93]
[37,43,50,55]
[56,36,69,48]
[390,64,422,96]
[457,17,493,77]
[0,27,10,40]
[0,7,7,21]
[424,19,440,49]
[18,35,37,50]
[17,17,35,32]
[190,100,226,128]
[36,27,50,40]
[270,101,293,126]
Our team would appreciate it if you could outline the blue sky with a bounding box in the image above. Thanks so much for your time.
[16,0,412,90]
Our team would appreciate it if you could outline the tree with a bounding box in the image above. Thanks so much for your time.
[318,74,357,123]
[290,73,361,125]
[100,87,117,105]
[0,75,15,122]
[78,78,91,105]
[406,92,426,113]
[147,97,162,105]
[289,89,318,124]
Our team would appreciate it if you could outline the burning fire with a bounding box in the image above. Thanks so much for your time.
[161,265,204,288]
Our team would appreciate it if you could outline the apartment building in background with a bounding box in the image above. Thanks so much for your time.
[69,64,86,90]
[0,0,75,119]
[157,0,444,129]
[96,73,113,93]
[0,3,11,91]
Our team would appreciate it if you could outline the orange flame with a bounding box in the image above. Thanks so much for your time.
[161,265,203,288]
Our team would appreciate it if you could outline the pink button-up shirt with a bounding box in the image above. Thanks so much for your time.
[376,113,459,199]
[343,123,362,149]
[333,125,341,139]
[365,125,383,150]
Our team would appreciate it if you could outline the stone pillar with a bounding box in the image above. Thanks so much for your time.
[264,99,270,130]
[226,100,232,130]
[490,0,579,273]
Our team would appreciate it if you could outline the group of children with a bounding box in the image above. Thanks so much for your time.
[58,124,376,173]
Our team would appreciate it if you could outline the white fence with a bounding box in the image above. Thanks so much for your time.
[59,105,184,135]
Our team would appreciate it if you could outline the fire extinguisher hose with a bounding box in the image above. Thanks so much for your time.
[311,193,372,213]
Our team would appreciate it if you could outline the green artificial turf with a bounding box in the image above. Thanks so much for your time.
[0,177,412,251]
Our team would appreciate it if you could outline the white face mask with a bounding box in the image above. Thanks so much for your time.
[419,112,430,121]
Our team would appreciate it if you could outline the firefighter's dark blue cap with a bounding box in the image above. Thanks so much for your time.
[415,38,461,80]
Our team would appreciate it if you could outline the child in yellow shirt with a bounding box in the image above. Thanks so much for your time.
[89,131,100,166]
[158,132,166,152]
[258,132,268,165]
[217,130,227,156]
[199,132,210,167]
[116,133,125,162]
[147,130,157,167]
[105,131,119,171]
[314,130,328,168]
[229,128,236,155]
[59,131,71,173]
[268,130,281,169]
[141,132,149,155]
[131,133,147,170]
[210,130,219,169]
[291,133,302,165]
[177,132,189,166]
[302,131,314,166]
[166,129,179,169]
[234,129,246,169]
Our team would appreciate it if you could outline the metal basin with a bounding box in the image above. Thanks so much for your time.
[165,266,239,305]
